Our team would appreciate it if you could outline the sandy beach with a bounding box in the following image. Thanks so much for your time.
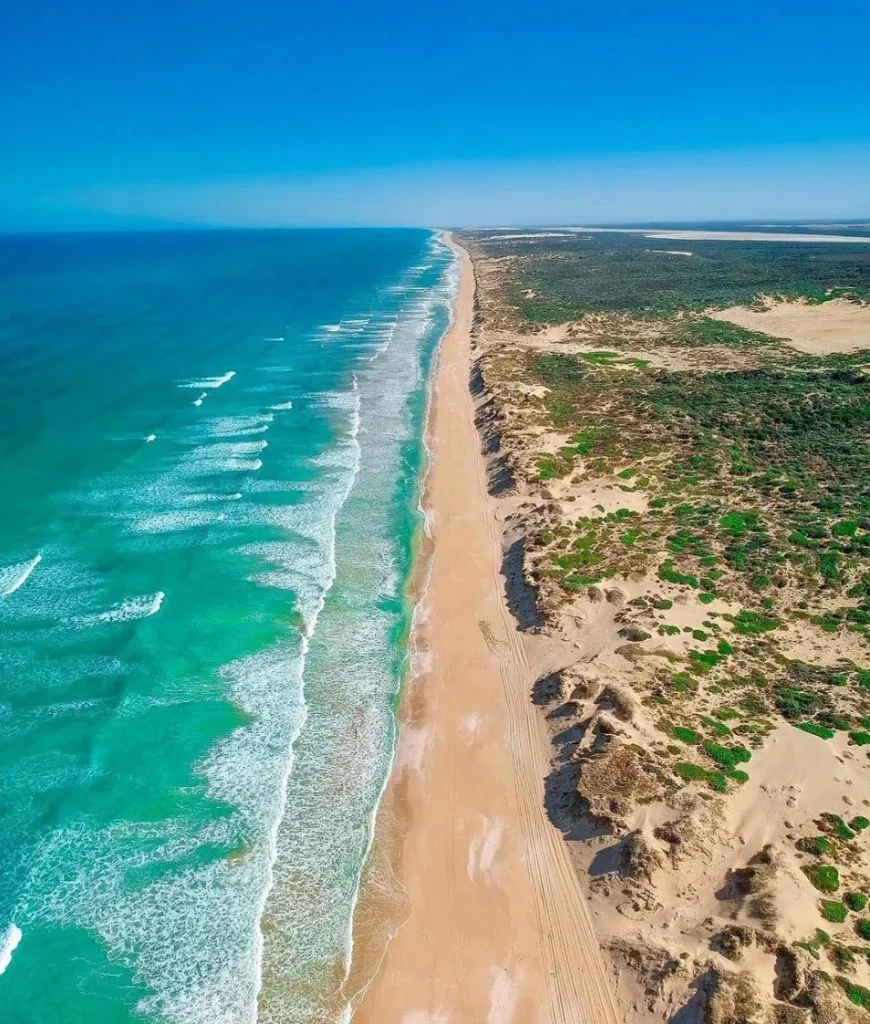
[346,240,620,1023]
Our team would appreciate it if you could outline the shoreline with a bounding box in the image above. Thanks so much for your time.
[344,238,621,1022]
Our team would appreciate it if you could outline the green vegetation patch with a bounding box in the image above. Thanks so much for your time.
[804,864,841,893]
[837,975,870,1009]
[535,353,584,384]
[822,814,857,842]
[674,762,729,792]
[796,722,836,740]
[730,609,780,636]
[845,892,868,912]
[703,741,751,770]
[819,899,849,924]
[672,726,701,745]
[798,836,837,857]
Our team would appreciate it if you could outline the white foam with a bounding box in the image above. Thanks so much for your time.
[203,415,272,438]
[181,492,243,504]
[0,554,42,598]
[91,591,165,624]
[0,923,22,975]
[193,393,207,406]
[131,511,225,534]
[145,434,157,443]
[322,324,340,333]
[179,371,236,390]
[264,337,285,342]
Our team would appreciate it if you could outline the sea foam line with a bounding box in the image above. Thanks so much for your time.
[0,554,42,598]
[0,923,22,975]
[180,371,236,390]
[80,591,165,625]
[251,375,363,1019]
[337,234,461,1017]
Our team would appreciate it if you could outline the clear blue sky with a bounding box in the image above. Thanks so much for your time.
[2,0,869,228]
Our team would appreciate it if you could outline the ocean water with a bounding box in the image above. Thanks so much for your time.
[0,229,458,1022]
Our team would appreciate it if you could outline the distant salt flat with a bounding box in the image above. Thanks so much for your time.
[484,232,577,240]
[570,227,870,243]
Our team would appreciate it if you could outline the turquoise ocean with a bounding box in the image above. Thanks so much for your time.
[0,229,458,1022]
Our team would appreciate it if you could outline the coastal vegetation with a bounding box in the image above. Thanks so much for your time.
[460,225,870,1024]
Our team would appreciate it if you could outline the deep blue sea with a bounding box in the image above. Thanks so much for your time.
[0,228,458,1023]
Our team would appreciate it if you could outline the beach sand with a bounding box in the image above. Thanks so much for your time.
[345,240,621,1023]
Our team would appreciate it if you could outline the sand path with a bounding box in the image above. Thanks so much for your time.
[350,241,620,1023]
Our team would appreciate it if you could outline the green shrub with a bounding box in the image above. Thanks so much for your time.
[700,715,732,736]
[732,609,779,635]
[837,976,870,1008]
[776,686,819,719]
[804,864,840,893]
[673,726,701,745]
[797,722,836,740]
[831,944,855,969]
[671,672,697,692]
[849,816,870,832]
[707,771,728,793]
[820,900,848,923]
[658,559,699,588]
[690,650,723,673]
[698,592,715,604]
[703,741,751,769]
[675,762,707,782]
[535,353,584,384]
[823,814,856,841]
[717,640,734,655]
[845,892,868,912]
[798,836,836,857]
[855,919,870,941]
[849,731,870,746]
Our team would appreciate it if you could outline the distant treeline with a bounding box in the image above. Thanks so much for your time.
[461,231,870,319]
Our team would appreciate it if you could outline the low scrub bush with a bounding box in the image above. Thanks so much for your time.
[820,899,848,923]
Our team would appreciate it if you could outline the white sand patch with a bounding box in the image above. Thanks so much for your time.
[460,712,484,738]
[400,1011,449,1024]
[571,227,870,243]
[467,816,505,882]
[397,725,432,774]
[710,298,870,354]
[487,968,518,1024]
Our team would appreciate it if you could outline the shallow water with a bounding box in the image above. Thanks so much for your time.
[0,228,458,1022]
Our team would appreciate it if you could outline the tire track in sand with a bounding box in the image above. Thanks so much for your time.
[463,244,620,1024]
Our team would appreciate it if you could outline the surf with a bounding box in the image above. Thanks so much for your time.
[0,554,42,598]
[0,924,22,975]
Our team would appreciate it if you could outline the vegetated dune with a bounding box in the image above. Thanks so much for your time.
[458,227,870,1023]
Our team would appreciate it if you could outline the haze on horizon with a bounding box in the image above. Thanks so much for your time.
[2,0,869,230]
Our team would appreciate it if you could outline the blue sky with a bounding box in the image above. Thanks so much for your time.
[2,0,869,228]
